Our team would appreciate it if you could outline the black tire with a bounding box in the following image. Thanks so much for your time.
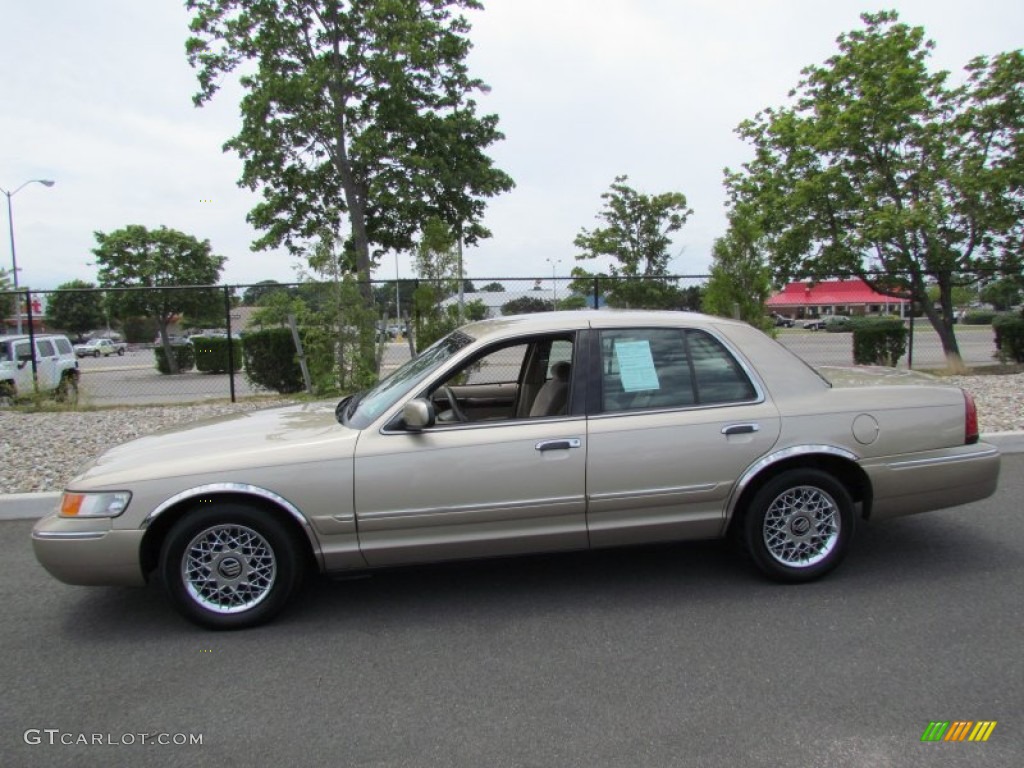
[117,348,125,356]
[743,469,853,583]
[159,503,306,630]
[93,350,101,357]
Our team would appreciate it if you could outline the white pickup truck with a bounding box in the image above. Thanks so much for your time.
[74,338,127,357]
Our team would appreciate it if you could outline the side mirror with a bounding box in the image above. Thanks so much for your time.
[403,398,435,432]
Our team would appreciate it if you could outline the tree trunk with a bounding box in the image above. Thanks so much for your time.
[158,322,179,375]
[916,280,966,373]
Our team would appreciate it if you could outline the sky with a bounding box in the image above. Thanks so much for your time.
[3,0,1022,291]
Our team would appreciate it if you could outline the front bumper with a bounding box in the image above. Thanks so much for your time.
[861,441,1001,521]
[32,515,146,586]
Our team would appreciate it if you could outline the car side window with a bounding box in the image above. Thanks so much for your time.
[686,330,757,404]
[598,328,756,413]
[14,342,31,361]
[54,338,72,355]
[599,329,694,413]
[36,340,55,357]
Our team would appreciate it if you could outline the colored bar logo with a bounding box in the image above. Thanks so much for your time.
[921,721,997,742]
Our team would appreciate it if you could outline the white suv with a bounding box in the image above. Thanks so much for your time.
[0,334,80,404]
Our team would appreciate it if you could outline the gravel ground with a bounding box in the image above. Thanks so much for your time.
[1,374,1022,495]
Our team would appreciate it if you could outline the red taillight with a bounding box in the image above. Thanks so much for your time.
[963,389,979,445]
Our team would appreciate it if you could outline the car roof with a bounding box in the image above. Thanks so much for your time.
[0,333,67,343]
[459,309,749,344]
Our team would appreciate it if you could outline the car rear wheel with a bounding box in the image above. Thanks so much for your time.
[159,504,305,630]
[743,469,853,582]
[93,349,101,357]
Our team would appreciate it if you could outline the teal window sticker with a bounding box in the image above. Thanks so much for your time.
[614,340,660,392]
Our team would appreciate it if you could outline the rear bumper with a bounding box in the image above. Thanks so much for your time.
[861,442,1001,521]
[32,515,146,586]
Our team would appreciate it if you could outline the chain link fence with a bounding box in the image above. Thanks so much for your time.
[1,276,1005,408]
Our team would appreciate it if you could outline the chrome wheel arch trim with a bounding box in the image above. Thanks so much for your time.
[141,483,322,563]
[726,445,861,522]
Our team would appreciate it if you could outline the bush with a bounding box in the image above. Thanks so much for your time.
[154,342,195,374]
[242,328,305,393]
[191,335,243,374]
[993,315,1024,363]
[501,296,552,315]
[852,317,907,366]
[241,327,344,394]
[961,310,1000,325]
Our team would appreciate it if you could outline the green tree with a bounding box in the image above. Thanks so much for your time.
[480,281,505,292]
[980,278,1022,311]
[0,267,14,323]
[45,280,106,339]
[703,212,774,333]
[501,296,551,315]
[726,12,1024,371]
[573,175,693,308]
[186,0,514,295]
[242,280,289,306]
[92,225,226,373]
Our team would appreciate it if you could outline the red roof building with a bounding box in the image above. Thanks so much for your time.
[766,279,909,319]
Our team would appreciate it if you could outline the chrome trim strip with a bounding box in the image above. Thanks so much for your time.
[725,445,860,521]
[141,483,325,564]
[380,414,583,436]
[589,483,718,503]
[885,447,999,470]
[357,494,584,522]
[31,530,106,541]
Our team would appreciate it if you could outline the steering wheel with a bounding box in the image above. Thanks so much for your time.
[442,385,468,423]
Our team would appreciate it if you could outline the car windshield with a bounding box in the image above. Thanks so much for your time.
[341,331,475,429]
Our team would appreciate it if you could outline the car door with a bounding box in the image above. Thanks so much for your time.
[353,333,589,566]
[585,326,781,548]
[33,339,61,390]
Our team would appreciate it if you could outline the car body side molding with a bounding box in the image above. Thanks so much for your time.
[725,444,861,522]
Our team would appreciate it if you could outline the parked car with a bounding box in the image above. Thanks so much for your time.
[803,315,852,331]
[0,334,79,404]
[74,338,127,357]
[33,310,1000,629]
[771,313,795,328]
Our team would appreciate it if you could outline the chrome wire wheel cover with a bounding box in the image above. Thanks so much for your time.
[762,485,841,568]
[182,524,277,614]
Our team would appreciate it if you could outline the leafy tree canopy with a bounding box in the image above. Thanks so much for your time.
[479,281,505,292]
[93,225,226,372]
[501,295,551,315]
[703,211,774,334]
[573,175,693,309]
[186,0,514,287]
[45,280,106,339]
[725,11,1024,370]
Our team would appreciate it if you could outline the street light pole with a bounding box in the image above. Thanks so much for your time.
[546,258,561,310]
[2,179,55,334]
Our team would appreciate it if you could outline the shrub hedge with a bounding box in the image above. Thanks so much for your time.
[851,317,907,366]
[241,327,340,394]
[993,315,1024,363]
[961,310,1000,325]
[154,343,196,374]
[191,335,242,374]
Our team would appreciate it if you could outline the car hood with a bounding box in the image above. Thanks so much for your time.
[69,402,360,490]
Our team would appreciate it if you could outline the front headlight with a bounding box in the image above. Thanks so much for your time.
[60,491,131,518]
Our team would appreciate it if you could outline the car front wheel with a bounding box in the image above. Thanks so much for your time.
[159,504,306,630]
[743,469,853,582]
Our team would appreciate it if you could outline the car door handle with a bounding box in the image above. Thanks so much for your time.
[536,438,582,451]
[722,423,759,436]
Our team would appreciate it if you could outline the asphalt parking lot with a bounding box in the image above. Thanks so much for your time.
[2,455,1022,768]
